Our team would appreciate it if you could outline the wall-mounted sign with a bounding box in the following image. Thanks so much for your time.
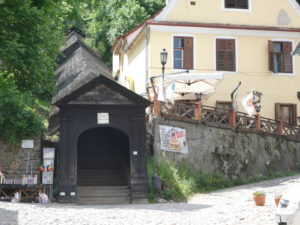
[43,148,55,159]
[159,125,188,154]
[21,140,34,149]
[42,148,55,185]
[97,113,109,124]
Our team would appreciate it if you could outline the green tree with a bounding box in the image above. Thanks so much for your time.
[84,0,164,65]
[0,75,47,145]
[0,0,67,144]
[0,0,65,99]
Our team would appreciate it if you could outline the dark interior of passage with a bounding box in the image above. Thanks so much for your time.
[77,127,130,186]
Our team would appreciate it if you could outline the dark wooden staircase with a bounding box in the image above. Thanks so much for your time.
[77,169,130,205]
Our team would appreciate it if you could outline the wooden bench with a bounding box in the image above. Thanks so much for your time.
[0,185,42,202]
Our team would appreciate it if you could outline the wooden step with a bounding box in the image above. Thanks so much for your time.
[78,190,130,197]
[77,197,130,205]
[77,186,130,205]
[77,186,129,190]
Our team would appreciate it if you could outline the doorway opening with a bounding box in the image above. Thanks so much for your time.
[77,127,130,186]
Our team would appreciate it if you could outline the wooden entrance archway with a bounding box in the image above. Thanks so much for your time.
[50,31,150,204]
[77,127,130,187]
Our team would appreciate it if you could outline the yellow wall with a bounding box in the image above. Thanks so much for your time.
[113,0,300,120]
[148,29,300,119]
[117,33,148,94]
[164,0,300,28]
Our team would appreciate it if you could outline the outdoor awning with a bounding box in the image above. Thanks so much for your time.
[163,72,223,95]
[163,72,223,82]
[149,72,224,102]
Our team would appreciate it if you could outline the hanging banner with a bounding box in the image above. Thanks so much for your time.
[159,125,188,153]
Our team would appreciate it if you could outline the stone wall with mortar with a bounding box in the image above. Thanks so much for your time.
[151,117,300,179]
[0,139,41,180]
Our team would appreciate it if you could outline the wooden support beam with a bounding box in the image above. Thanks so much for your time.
[255,114,261,131]
[194,100,202,121]
[229,101,236,128]
[153,97,161,116]
[278,119,284,135]
[150,78,157,98]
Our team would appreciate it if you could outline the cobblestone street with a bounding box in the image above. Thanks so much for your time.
[0,175,299,225]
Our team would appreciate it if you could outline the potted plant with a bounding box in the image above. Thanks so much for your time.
[275,193,282,207]
[253,191,266,206]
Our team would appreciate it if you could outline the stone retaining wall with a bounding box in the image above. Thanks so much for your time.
[0,139,41,180]
[151,116,300,179]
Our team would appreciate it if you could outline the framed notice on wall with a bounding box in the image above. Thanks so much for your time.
[97,113,109,124]
[21,140,34,149]
[43,148,55,159]
[159,125,188,154]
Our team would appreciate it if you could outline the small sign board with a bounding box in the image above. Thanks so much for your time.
[21,140,34,149]
[97,113,109,124]
[43,148,55,159]
[42,172,54,185]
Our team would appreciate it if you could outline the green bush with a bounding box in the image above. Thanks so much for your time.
[0,75,48,145]
[147,156,297,202]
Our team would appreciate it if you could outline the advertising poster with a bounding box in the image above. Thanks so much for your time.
[159,125,188,154]
[42,148,55,184]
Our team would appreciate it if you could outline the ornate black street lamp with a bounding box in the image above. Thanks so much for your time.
[160,49,168,77]
[253,91,262,113]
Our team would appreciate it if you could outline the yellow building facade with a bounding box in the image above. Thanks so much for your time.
[113,0,300,124]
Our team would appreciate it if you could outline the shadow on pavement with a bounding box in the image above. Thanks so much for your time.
[38,202,211,212]
[0,207,18,225]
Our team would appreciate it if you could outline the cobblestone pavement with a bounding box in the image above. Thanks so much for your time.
[0,174,299,225]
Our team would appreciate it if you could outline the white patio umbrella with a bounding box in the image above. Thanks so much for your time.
[156,72,224,102]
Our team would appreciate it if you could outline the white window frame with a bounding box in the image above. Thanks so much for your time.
[221,0,252,13]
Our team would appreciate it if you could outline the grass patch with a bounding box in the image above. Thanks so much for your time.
[147,156,298,202]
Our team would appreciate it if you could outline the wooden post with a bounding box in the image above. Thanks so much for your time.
[194,100,202,121]
[229,101,236,128]
[150,78,161,116]
[278,119,284,135]
[255,114,261,131]
[153,96,161,116]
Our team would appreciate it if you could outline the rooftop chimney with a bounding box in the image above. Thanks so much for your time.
[60,27,86,51]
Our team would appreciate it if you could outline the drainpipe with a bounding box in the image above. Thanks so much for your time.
[145,27,150,92]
